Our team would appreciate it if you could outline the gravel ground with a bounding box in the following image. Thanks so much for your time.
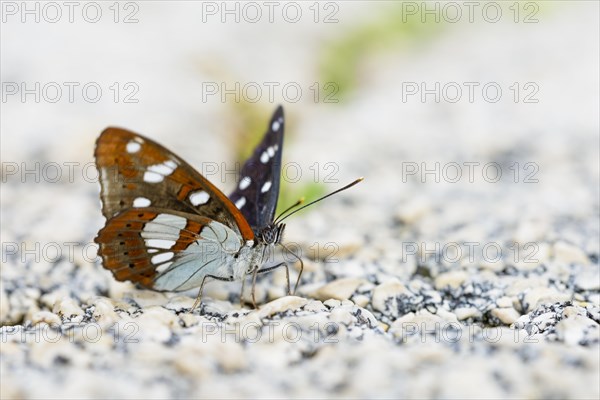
[1,2,598,399]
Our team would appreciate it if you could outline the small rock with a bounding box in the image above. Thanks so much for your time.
[30,311,61,326]
[329,307,356,325]
[434,270,468,290]
[53,297,84,319]
[478,258,505,272]
[302,300,328,313]
[341,299,355,307]
[127,290,169,308]
[372,280,410,313]
[574,266,600,291]
[523,288,571,312]
[496,296,513,308]
[164,295,195,312]
[352,294,370,308]
[135,306,179,342]
[179,312,201,327]
[256,296,308,318]
[454,307,482,320]
[553,241,589,265]
[389,310,459,341]
[555,311,599,345]
[88,297,120,327]
[311,277,366,301]
[436,308,459,324]
[323,299,341,308]
[534,310,557,327]
[491,307,521,325]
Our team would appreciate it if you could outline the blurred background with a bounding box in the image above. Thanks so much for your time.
[2,0,598,247]
[1,1,598,398]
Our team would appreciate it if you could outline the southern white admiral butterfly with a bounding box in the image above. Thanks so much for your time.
[95,106,361,309]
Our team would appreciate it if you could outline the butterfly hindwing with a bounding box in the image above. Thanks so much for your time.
[95,128,254,242]
[229,105,284,231]
[95,208,243,291]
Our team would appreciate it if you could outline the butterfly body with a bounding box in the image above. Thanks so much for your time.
[95,107,289,306]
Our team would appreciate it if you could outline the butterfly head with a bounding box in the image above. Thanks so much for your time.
[259,223,285,246]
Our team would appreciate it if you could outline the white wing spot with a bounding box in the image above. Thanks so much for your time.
[156,261,173,273]
[164,160,177,169]
[145,239,176,249]
[272,121,280,132]
[133,197,151,207]
[126,140,141,153]
[144,171,164,183]
[267,146,275,157]
[142,214,187,241]
[189,191,210,206]
[260,151,269,163]
[148,161,177,176]
[239,176,251,190]
[235,197,246,209]
[152,252,174,264]
[261,181,272,193]
[152,214,187,230]
[274,144,279,152]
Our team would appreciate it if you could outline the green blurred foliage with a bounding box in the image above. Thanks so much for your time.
[318,4,445,101]
[319,1,548,101]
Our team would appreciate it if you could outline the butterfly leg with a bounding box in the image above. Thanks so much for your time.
[239,273,248,307]
[293,257,304,295]
[251,267,259,309]
[257,262,291,296]
[191,274,233,311]
[279,243,303,295]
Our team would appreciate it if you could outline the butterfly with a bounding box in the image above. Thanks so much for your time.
[94,106,362,309]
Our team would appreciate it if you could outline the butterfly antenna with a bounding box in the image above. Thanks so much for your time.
[274,198,305,223]
[275,177,364,224]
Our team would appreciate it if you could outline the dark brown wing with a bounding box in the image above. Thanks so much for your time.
[229,105,284,231]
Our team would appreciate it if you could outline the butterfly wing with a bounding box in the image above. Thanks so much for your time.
[95,127,254,242]
[229,105,284,231]
[95,128,256,290]
[95,208,243,291]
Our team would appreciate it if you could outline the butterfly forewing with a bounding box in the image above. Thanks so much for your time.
[95,128,254,242]
[229,105,284,230]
